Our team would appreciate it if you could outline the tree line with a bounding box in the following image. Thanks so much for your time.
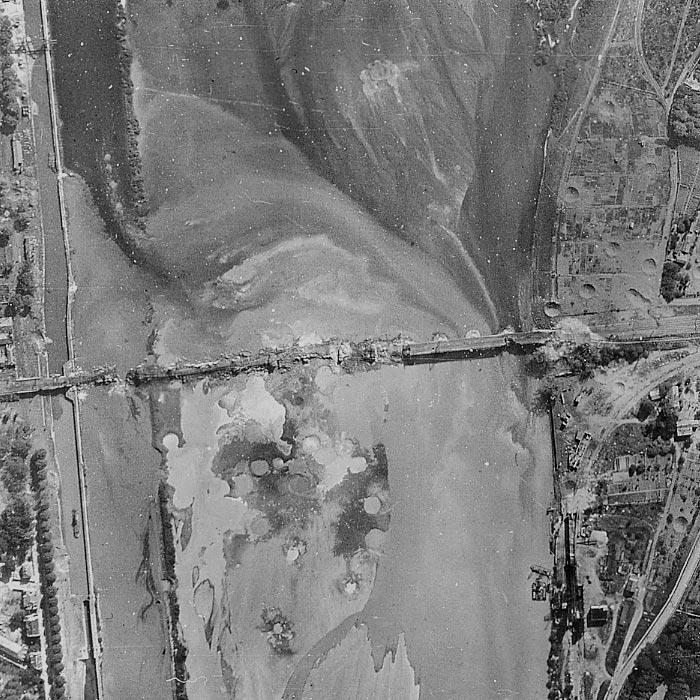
[621,614,700,700]
[669,86,700,149]
[0,13,20,135]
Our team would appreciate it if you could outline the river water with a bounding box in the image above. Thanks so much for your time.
[47,0,132,233]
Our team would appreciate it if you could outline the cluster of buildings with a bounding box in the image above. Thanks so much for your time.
[603,452,672,506]
[0,561,43,671]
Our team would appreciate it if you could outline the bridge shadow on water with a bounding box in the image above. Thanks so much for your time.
[402,343,536,365]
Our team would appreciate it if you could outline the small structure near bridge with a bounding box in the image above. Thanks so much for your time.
[10,137,22,174]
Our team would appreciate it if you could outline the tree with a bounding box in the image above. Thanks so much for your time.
[15,261,33,297]
[0,496,33,561]
[637,398,655,421]
[8,609,24,631]
[524,349,553,378]
[642,404,678,441]
[567,344,600,380]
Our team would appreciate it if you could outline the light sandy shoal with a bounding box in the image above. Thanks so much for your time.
[163,382,243,700]
[301,626,419,700]
[135,92,492,356]
[165,356,552,700]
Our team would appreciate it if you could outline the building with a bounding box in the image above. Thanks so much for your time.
[11,138,23,175]
[21,588,39,612]
[22,236,36,263]
[587,605,610,627]
[0,339,15,370]
[28,650,42,670]
[0,316,12,341]
[678,419,700,437]
[24,614,40,639]
[0,633,25,664]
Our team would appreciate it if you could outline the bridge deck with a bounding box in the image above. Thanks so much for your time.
[1,328,696,399]
[401,330,554,360]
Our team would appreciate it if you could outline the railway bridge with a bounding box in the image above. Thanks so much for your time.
[0,328,695,398]
[400,330,554,362]
[0,368,116,402]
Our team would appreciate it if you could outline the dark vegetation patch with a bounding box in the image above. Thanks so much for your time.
[547,0,613,134]
[524,342,648,381]
[0,13,21,135]
[7,259,35,318]
[0,415,32,570]
[330,443,390,559]
[660,260,690,302]
[642,0,688,87]
[30,449,68,699]
[620,614,700,700]
[158,481,189,700]
[0,662,43,700]
[669,86,700,149]
[252,468,319,535]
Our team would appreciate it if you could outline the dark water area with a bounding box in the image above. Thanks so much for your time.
[463,2,555,328]
[23,0,68,371]
[47,0,131,225]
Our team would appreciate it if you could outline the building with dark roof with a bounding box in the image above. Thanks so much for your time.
[587,605,610,627]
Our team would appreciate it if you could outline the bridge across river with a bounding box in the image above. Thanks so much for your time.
[0,368,116,402]
[1,328,698,398]
[400,330,554,362]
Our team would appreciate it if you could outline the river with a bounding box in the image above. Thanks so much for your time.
[45,0,556,698]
